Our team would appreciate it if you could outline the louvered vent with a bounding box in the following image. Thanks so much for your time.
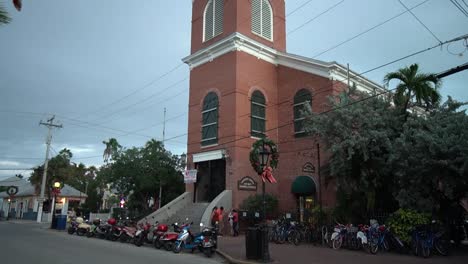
[214,0,224,37]
[251,0,262,36]
[251,0,273,41]
[204,0,223,42]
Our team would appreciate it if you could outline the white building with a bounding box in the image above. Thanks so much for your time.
[0,176,87,221]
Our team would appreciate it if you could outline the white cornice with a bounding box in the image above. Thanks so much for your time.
[182,32,384,92]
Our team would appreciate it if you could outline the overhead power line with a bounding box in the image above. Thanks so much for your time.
[436,62,468,78]
[450,0,468,16]
[288,0,345,35]
[398,0,442,44]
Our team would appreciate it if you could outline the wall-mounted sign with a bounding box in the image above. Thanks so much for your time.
[184,169,198,183]
[302,162,315,173]
[238,176,257,191]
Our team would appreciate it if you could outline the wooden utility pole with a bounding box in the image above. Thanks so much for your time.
[36,116,62,223]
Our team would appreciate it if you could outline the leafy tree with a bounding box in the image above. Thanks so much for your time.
[384,63,441,117]
[391,97,468,213]
[102,138,122,163]
[98,138,184,214]
[304,88,400,215]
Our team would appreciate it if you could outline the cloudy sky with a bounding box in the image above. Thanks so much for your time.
[0,0,467,180]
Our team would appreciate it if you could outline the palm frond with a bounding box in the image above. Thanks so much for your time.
[0,4,11,25]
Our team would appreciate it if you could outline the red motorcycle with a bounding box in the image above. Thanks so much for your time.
[134,220,154,247]
[152,222,169,249]
[120,220,138,243]
[158,222,186,251]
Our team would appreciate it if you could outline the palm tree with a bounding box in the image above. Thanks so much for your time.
[103,138,122,163]
[0,3,11,25]
[384,63,441,116]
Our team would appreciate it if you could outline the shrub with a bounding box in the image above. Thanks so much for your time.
[386,208,430,243]
[239,194,278,219]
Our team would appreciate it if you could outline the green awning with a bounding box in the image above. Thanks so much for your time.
[291,176,316,196]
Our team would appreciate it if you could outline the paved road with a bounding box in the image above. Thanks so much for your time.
[0,221,224,264]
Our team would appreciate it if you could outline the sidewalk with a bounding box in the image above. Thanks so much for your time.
[0,219,52,229]
[217,235,468,264]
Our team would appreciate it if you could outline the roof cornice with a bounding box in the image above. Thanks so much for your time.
[182,32,384,91]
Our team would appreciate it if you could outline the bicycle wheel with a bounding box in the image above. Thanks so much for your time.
[332,237,343,250]
[420,241,430,258]
[434,238,448,256]
[369,239,379,254]
[289,230,301,246]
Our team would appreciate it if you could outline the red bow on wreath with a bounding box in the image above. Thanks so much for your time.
[261,166,277,183]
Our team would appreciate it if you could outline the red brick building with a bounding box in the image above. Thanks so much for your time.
[183,0,382,220]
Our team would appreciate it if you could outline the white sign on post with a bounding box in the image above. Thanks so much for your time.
[184,169,198,183]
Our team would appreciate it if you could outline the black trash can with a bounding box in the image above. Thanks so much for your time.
[246,226,261,260]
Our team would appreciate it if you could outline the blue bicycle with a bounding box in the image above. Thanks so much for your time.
[411,222,448,258]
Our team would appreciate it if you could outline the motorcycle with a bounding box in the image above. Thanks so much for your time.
[134,220,154,247]
[119,219,138,243]
[152,222,169,249]
[107,218,123,241]
[67,217,80,235]
[76,217,91,236]
[86,218,111,239]
[160,222,185,251]
[173,222,204,254]
[200,223,218,257]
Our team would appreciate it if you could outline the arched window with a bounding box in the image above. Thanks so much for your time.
[294,89,312,136]
[202,92,219,146]
[204,0,224,42]
[251,0,273,41]
[251,90,266,138]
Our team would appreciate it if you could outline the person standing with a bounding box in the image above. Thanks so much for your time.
[232,209,239,236]
[218,206,224,236]
[211,206,219,228]
[228,210,234,236]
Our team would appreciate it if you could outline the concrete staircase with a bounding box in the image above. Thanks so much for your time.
[163,202,209,229]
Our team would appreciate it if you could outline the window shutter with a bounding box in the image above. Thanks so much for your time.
[261,0,272,40]
[251,0,262,35]
[204,1,214,41]
[214,0,224,37]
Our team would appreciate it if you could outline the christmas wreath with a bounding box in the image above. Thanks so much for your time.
[249,138,279,175]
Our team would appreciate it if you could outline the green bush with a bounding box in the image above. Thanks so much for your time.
[386,208,430,243]
[240,194,278,219]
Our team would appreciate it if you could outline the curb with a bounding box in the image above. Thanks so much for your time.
[216,249,260,264]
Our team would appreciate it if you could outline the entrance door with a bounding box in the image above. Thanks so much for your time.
[195,159,226,202]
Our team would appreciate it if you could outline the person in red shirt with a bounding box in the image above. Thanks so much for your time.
[217,206,224,235]
[232,209,239,236]
[211,206,219,227]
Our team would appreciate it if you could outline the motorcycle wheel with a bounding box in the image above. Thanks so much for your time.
[76,228,86,236]
[120,233,128,243]
[67,227,75,235]
[135,237,143,247]
[332,237,342,250]
[204,247,214,258]
[173,242,182,253]
[154,239,162,249]
[86,231,93,238]
[164,242,173,251]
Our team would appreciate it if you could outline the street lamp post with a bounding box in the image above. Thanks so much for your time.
[258,141,271,263]
[6,198,11,221]
[50,181,61,229]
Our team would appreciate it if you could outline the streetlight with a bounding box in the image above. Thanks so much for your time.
[50,181,61,229]
[258,141,271,262]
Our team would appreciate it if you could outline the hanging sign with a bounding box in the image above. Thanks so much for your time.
[238,176,257,191]
[184,169,198,183]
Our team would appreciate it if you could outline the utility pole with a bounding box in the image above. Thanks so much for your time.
[347,63,350,89]
[36,116,62,223]
[158,108,166,209]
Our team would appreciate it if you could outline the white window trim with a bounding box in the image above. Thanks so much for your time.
[251,0,274,42]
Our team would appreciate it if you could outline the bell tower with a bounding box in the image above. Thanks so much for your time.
[190,0,286,54]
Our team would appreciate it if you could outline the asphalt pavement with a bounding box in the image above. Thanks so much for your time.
[0,220,224,264]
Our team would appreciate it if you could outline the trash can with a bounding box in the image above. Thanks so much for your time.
[246,226,261,260]
[56,215,67,230]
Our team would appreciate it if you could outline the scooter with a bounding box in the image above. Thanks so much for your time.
[159,222,184,251]
[119,219,138,243]
[152,222,169,249]
[67,217,80,235]
[76,217,91,236]
[134,220,154,247]
[173,222,204,254]
[86,218,111,239]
